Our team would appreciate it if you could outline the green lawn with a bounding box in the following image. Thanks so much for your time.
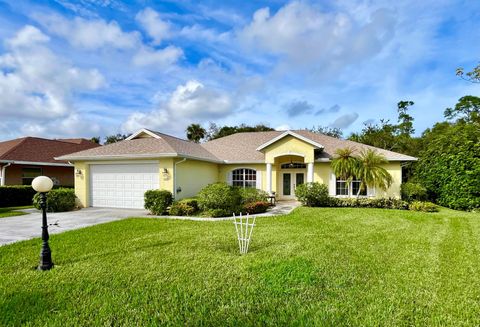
[1,207,480,326]
[0,206,32,218]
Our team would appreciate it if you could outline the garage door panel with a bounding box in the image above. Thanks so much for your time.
[90,164,159,209]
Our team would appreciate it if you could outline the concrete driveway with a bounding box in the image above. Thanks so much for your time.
[0,207,149,246]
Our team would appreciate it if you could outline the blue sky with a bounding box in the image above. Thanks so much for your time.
[0,0,479,141]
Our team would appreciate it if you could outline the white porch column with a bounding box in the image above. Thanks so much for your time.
[266,163,272,194]
[307,162,314,183]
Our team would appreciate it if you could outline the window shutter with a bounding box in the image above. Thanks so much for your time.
[227,171,233,186]
[328,172,336,196]
[256,170,262,190]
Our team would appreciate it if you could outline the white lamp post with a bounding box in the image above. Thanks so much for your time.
[32,176,54,270]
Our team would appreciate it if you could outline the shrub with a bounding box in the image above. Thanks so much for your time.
[328,197,409,210]
[197,183,241,211]
[409,201,439,212]
[144,190,173,215]
[169,198,198,216]
[238,188,268,204]
[0,186,37,207]
[244,201,270,214]
[203,208,236,218]
[295,183,329,207]
[33,188,76,212]
[401,182,428,202]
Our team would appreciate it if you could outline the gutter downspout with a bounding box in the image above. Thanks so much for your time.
[173,158,187,199]
[1,162,12,186]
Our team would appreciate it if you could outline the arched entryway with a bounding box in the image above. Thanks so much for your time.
[275,155,307,200]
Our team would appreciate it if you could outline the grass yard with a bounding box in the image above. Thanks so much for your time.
[0,206,31,218]
[1,207,480,326]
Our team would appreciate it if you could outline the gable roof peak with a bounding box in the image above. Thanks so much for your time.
[256,130,324,151]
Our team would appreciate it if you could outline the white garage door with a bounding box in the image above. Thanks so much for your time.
[90,164,159,209]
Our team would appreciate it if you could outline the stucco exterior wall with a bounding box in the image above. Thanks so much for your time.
[313,162,331,184]
[74,161,89,207]
[175,159,218,199]
[263,136,315,163]
[376,162,402,198]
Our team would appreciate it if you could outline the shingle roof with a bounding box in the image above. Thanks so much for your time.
[58,133,219,162]
[58,129,417,162]
[0,137,100,164]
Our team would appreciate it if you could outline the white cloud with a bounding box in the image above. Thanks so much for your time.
[123,80,234,133]
[132,45,183,67]
[6,25,50,47]
[239,1,396,72]
[136,7,172,45]
[178,25,230,43]
[275,124,291,131]
[34,13,140,49]
[0,25,105,135]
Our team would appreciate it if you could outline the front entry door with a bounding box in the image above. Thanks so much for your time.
[282,172,305,198]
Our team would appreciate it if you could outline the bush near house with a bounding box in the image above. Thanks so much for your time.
[238,188,268,204]
[169,198,199,216]
[144,190,173,215]
[401,182,428,202]
[197,183,242,213]
[295,183,330,207]
[33,188,76,212]
[409,201,439,212]
[244,201,270,214]
[0,186,37,207]
[196,183,269,217]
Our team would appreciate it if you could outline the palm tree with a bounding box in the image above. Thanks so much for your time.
[186,124,206,143]
[354,149,393,196]
[331,147,359,190]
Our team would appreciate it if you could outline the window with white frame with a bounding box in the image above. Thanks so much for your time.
[336,177,367,196]
[231,169,256,188]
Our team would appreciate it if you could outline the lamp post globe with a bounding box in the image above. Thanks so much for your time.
[32,176,53,193]
[32,176,54,271]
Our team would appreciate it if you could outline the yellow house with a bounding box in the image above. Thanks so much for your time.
[58,129,417,209]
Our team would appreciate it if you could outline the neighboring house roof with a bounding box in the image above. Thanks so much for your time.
[57,138,98,145]
[59,128,417,162]
[0,137,100,165]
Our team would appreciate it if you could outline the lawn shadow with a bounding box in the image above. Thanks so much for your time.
[1,289,58,325]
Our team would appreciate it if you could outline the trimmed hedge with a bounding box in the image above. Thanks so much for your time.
[169,198,198,216]
[244,201,269,214]
[0,186,36,207]
[33,188,76,212]
[329,197,409,210]
[144,190,173,215]
[409,201,439,212]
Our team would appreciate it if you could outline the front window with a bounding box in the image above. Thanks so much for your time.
[22,167,42,185]
[232,169,256,188]
[336,177,367,196]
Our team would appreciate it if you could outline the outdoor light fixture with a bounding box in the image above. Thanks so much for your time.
[288,160,294,168]
[31,176,54,271]
[162,168,169,180]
